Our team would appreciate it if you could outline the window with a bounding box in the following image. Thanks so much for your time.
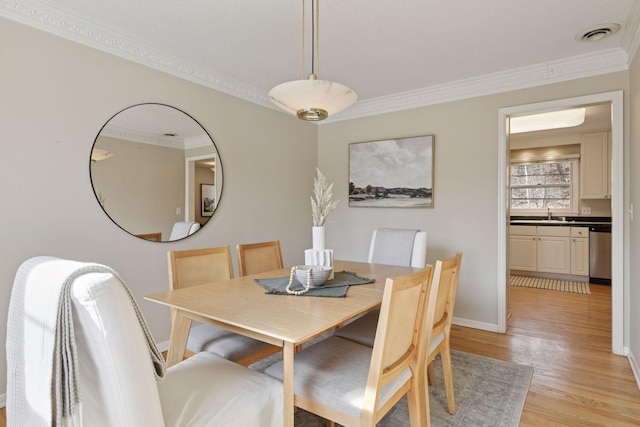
[510,159,578,214]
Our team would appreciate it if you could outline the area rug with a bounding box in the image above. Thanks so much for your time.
[510,275,591,294]
[251,348,533,427]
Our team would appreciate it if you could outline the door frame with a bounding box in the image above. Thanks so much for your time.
[497,90,624,355]
[185,153,219,221]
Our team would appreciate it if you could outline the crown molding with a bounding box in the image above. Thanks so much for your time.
[325,48,629,123]
[0,0,272,108]
[623,0,640,66]
[100,125,186,148]
[1,0,634,123]
[100,124,212,150]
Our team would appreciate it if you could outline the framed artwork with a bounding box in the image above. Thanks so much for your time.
[349,135,434,208]
[201,184,216,217]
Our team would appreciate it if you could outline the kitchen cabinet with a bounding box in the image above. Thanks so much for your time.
[570,227,590,276]
[580,132,610,199]
[536,226,571,274]
[509,226,537,271]
[510,225,586,276]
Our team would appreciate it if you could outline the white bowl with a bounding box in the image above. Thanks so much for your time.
[294,265,333,288]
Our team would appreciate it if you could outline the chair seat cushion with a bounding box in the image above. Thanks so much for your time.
[333,310,379,347]
[187,323,275,362]
[159,352,283,427]
[335,312,446,355]
[264,336,411,419]
[430,332,445,354]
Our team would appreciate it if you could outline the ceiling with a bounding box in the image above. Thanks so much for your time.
[2,0,639,122]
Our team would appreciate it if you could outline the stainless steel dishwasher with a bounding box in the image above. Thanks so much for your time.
[589,224,612,285]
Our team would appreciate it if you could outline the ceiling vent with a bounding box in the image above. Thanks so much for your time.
[576,23,621,42]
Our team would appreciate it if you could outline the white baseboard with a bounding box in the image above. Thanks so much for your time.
[627,348,640,391]
[452,316,499,333]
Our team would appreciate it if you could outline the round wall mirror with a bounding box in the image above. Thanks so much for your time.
[90,103,223,242]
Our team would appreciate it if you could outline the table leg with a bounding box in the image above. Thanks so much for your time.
[166,308,192,367]
[283,341,295,427]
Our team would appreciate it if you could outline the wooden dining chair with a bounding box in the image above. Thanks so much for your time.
[236,240,284,276]
[265,266,440,427]
[135,232,162,241]
[167,246,280,366]
[425,252,463,415]
[330,252,463,419]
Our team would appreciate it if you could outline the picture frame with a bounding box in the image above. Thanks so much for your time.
[201,184,216,217]
[349,135,434,208]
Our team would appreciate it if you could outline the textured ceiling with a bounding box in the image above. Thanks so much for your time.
[1,0,639,121]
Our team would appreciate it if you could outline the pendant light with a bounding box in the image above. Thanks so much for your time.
[269,0,357,121]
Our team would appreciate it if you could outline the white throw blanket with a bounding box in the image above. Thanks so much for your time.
[371,228,419,266]
[6,256,165,427]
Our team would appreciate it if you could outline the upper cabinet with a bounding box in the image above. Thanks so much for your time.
[580,131,611,199]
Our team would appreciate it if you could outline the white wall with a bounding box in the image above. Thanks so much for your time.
[628,40,640,380]
[92,135,185,239]
[0,18,317,398]
[318,72,630,331]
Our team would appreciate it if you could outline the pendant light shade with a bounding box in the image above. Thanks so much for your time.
[269,0,357,121]
[269,75,357,121]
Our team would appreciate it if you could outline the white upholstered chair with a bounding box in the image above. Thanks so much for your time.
[168,246,280,366]
[169,221,201,240]
[368,228,428,268]
[265,266,439,427]
[6,256,283,427]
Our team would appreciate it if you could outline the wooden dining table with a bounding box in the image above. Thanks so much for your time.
[145,260,418,427]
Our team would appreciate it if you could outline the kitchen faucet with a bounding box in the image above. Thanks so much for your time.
[547,208,552,220]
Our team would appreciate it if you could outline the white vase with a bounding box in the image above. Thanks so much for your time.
[312,226,325,250]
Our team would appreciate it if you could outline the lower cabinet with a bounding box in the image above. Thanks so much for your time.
[510,225,589,277]
[536,227,571,274]
[509,227,537,271]
[570,227,590,276]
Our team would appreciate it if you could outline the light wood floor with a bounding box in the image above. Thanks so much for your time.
[1,284,638,426]
[452,283,640,426]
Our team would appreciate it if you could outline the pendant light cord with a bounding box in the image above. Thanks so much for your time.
[311,0,316,75]
[302,0,319,79]
[301,0,305,79]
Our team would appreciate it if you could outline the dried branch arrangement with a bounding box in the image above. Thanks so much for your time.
[311,168,339,227]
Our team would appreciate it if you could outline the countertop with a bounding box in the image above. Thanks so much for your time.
[509,216,611,227]
[510,220,610,226]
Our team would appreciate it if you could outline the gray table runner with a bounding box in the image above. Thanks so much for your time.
[254,271,375,297]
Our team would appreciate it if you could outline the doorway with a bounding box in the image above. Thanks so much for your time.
[497,90,624,355]
[185,153,220,223]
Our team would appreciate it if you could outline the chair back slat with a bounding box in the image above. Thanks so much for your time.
[365,266,437,398]
[237,240,284,276]
[168,246,234,290]
[432,253,463,333]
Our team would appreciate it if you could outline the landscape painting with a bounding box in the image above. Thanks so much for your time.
[349,135,434,208]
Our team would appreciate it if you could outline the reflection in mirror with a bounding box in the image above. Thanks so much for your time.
[90,103,223,242]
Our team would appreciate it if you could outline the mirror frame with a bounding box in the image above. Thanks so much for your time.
[90,103,223,242]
